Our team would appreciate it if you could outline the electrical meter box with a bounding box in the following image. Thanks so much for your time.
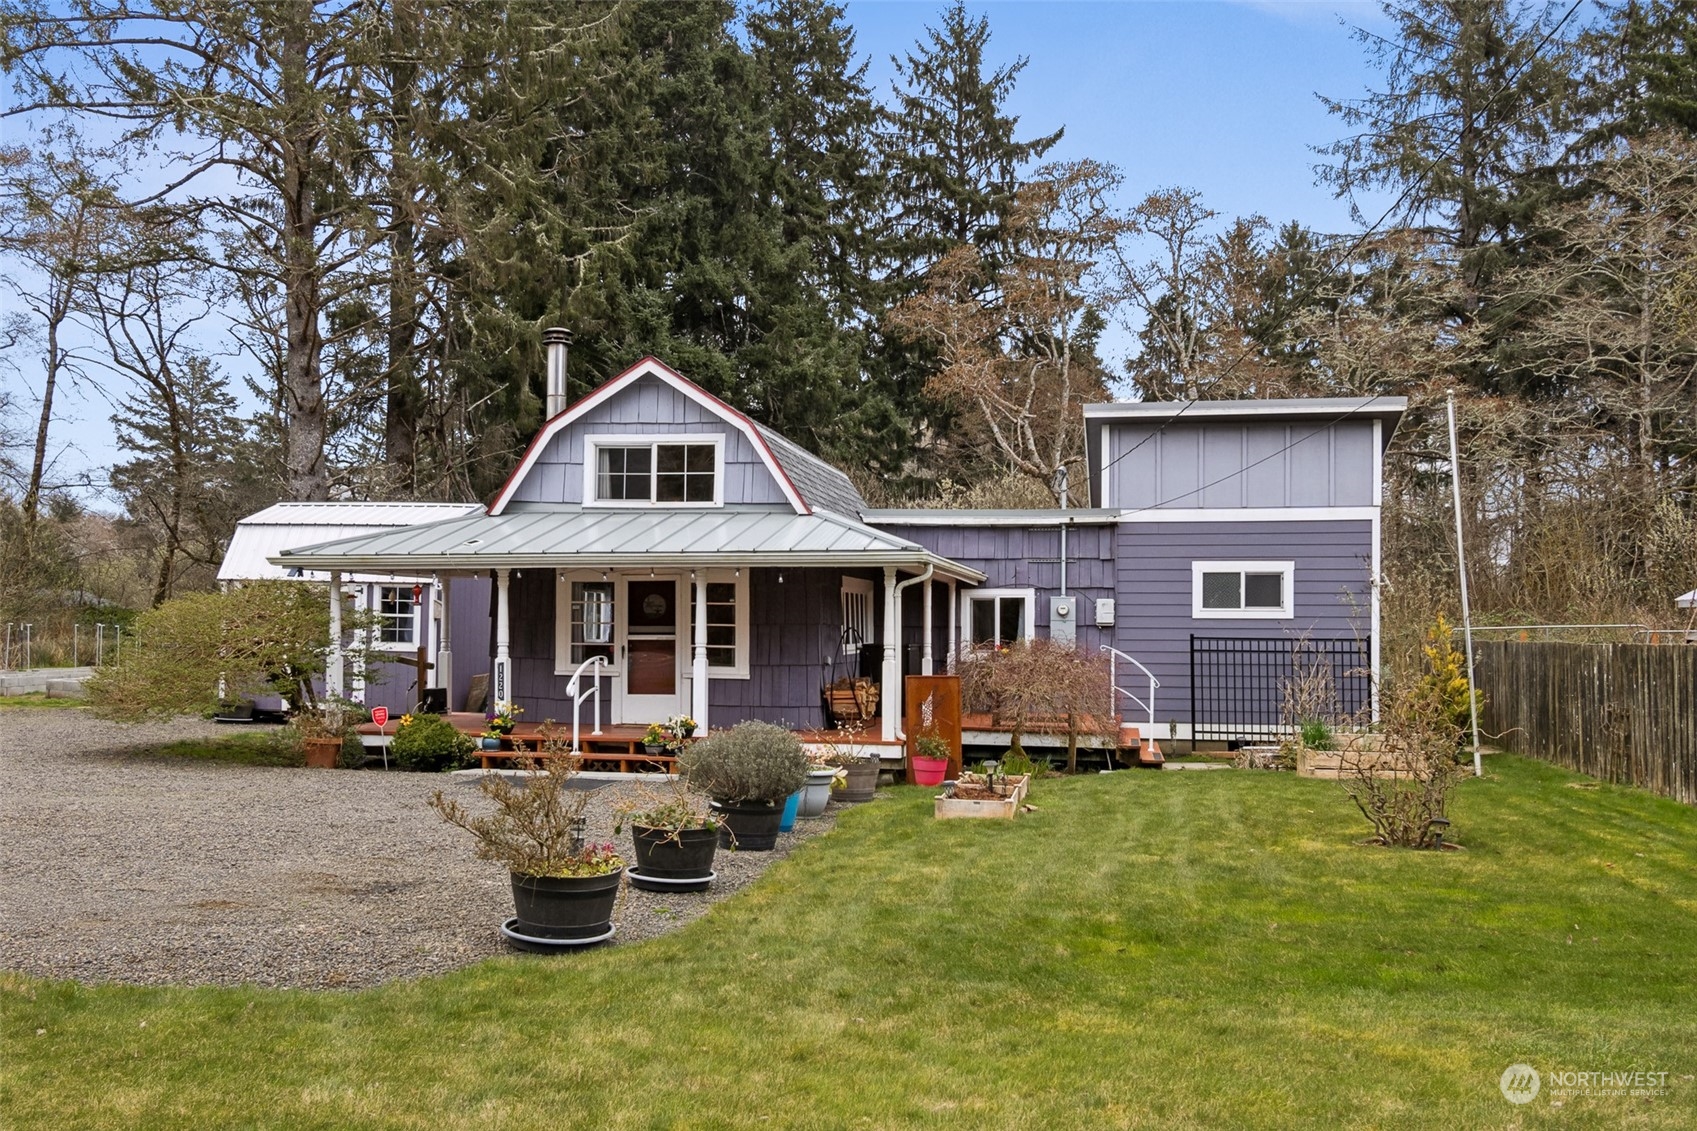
[1049,597,1077,647]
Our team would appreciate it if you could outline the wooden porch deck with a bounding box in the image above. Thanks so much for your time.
[357,712,1162,772]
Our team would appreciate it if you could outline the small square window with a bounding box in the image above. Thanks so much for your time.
[964,590,1033,649]
[377,586,417,646]
[1244,573,1283,609]
[1202,572,1240,610]
[1192,563,1293,620]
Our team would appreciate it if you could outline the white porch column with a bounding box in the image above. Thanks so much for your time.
[692,572,710,736]
[326,571,345,699]
[921,577,934,676]
[880,566,899,742]
[435,573,453,702]
[946,578,957,673]
[493,569,512,711]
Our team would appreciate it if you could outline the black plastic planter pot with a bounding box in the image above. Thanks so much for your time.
[711,799,783,851]
[631,825,718,878]
[509,870,622,940]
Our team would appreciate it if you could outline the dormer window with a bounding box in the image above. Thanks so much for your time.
[586,436,722,506]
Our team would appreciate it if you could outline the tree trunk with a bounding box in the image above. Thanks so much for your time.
[280,9,330,502]
[384,1,420,492]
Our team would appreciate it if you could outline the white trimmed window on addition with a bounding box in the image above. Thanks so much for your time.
[1191,561,1294,620]
[961,588,1035,650]
[376,585,419,647]
[589,437,721,505]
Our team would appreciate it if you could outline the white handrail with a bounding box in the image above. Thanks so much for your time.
[564,654,608,754]
[1101,645,1160,729]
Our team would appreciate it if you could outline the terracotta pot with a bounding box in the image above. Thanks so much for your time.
[302,737,341,769]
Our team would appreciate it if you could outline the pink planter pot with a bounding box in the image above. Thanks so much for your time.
[911,756,948,787]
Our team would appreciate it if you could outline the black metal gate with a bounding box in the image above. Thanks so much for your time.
[1189,635,1372,742]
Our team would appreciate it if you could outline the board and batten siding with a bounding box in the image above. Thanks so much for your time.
[1113,519,1372,733]
[877,522,1118,657]
[1102,420,1377,510]
[506,373,789,507]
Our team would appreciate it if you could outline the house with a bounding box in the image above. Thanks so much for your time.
[266,335,1404,755]
[221,501,489,715]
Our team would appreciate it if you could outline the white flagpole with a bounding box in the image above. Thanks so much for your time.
[1447,389,1483,776]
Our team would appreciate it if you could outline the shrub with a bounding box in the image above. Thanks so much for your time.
[679,720,808,804]
[391,713,474,772]
[1299,718,1334,751]
[1340,678,1467,849]
[957,640,1114,772]
[430,742,623,878]
[1417,614,1482,742]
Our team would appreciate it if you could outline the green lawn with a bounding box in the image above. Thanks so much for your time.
[3,755,1693,1129]
[0,693,88,710]
[130,732,303,768]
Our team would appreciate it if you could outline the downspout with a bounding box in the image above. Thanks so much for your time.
[893,563,935,739]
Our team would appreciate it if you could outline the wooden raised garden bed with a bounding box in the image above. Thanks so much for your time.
[934,773,1029,820]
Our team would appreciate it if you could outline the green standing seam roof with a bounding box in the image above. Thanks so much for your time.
[270,502,986,582]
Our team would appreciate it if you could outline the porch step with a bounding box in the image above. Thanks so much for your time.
[1116,724,1164,767]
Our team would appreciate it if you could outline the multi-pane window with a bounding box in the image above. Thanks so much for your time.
[594,442,716,504]
[689,581,739,668]
[596,446,652,501]
[840,577,873,654]
[1192,562,1294,619]
[377,585,417,646]
[964,590,1031,649]
[570,581,615,664]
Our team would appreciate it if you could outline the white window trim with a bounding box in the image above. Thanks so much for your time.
[555,571,622,676]
[840,576,874,655]
[1191,560,1295,620]
[372,583,422,652]
[958,587,1037,650]
[689,569,750,680]
[581,433,725,508]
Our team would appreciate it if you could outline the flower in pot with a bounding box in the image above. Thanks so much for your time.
[912,734,951,787]
[614,779,719,891]
[814,723,879,802]
[677,720,808,851]
[294,704,352,769]
[485,703,522,737]
[666,714,698,741]
[430,747,624,944]
[642,721,678,754]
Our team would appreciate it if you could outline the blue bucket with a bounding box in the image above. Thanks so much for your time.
[779,789,801,832]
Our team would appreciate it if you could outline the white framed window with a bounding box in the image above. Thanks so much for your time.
[840,577,873,654]
[960,588,1035,650]
[1191,561,1295,620]
[375,585,419,649]
[555,571,623,676]
[583,434,724,507]
[688,570,749,679]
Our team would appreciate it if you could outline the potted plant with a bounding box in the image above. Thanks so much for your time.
[294,705,347,769]
[912,734,950,787]
[485,703,522,740]
[614,779,719,892]
[429,747,624,946]
[666,714,698,741]
[810,724,878,803]
[678,720,808,851]
[798,749,845,818]
[642,721,676,754]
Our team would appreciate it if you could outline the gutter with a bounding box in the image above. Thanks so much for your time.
[268,550,987,585]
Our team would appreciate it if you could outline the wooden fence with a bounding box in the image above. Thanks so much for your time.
[1474,642,1697,804]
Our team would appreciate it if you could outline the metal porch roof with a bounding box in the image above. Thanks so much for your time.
[221,501,483,582]
[271,503,986,581]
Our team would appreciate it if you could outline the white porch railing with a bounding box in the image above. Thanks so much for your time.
[564,655,608,754]
[1102,646,1159,730]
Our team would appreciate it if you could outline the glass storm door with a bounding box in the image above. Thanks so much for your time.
[623,578,681,723]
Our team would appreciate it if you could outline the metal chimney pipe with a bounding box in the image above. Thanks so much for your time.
[543,327,573,418]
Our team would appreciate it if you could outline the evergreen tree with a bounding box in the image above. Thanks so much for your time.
[1581,0,1697,144]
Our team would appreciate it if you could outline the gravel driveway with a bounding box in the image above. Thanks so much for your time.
[0,709,835,990]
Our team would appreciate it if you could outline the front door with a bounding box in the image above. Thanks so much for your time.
[623,578,681,722]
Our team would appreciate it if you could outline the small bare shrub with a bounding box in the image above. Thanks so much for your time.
[1340,679,1467,849]
[958,639,1114,772]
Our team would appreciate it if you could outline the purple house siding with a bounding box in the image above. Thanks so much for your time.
[875,522,1119,657]
[1114,519,1372,732]
[507,374,788,507]
[447,575,491,712]
[1102,420,1377,510]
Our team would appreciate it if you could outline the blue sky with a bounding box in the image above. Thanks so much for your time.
[846,0,1396,232]
[19,1,1398,505]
